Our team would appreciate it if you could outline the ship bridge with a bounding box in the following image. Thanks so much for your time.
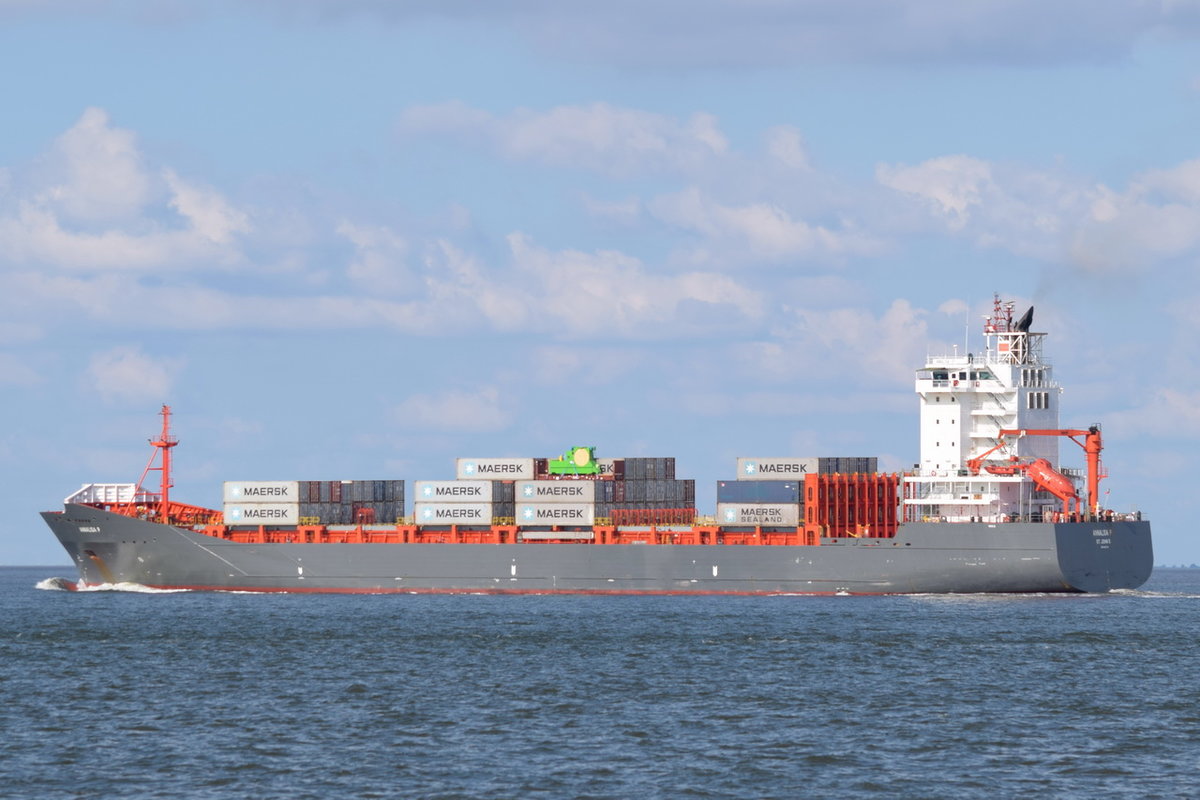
[905,295,1069,524]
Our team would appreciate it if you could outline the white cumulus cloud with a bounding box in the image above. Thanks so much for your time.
[85,346,181,404]
[0,108,251,272]
[38,106,152,223]
[397,101,729,176]
[507,232,763,336]
[877,155,993,230]
[164,169,250,245]
[1105,387,1200,440]
[650,187,879,263]
[393,386,512,432]
[878,153,1200,272]
[337,220,414,296]
[736,298,932,386]
[765,125,811,170]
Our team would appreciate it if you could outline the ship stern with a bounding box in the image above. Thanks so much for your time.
[1054,519,1153,592]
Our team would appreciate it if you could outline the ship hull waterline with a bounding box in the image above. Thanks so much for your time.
[42,504,1152,595]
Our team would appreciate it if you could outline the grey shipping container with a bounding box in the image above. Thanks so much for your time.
[717,480,801,504]
[818,457,878,474]
[624,457,676,481]
[325,480,405,505]
[602,479,695,507]
[594,481,615,503]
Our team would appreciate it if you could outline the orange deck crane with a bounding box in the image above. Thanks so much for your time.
[966,426,1104,516]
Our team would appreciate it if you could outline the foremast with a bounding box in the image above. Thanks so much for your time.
[62,405,221,526]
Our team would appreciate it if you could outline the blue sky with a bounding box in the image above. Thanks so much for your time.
[3,1,1199,565]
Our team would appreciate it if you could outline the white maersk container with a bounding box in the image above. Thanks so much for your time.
[223,481,301,503]
[413,481,493,503]
[596,458,623,476]
[516,503,595,526]
[515,480,596,503]
[455,458,535,480]
[735,458,819,481]
[224,503,300,526]
[413,503,493,526]
[716,503,801,527]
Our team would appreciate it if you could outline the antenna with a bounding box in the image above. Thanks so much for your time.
[964,299,971,357]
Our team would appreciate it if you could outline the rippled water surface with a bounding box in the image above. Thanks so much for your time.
[4,566,1199,798]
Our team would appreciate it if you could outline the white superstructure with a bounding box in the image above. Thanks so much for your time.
[904,296,1073,523]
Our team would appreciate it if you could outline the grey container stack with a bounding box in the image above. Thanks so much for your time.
[296,480,404,525]
[422,452,699,526]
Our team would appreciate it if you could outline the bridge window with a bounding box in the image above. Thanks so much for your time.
[1021,368,1046,387]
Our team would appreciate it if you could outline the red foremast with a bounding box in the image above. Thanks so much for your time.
[90,405,222,526]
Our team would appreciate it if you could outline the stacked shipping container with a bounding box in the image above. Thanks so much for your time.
[715,479,802,528]
[405,458,530,526]
[219,453,894,535]
[223,480,404,526]
[413,480,515,525]
[224,481,302,526]
[599,457,695,525]
[718,456,880,530]
[413,454,696,527]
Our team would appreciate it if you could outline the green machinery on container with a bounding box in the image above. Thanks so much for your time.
[548,446,600,476]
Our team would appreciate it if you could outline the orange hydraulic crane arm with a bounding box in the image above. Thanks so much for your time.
[996,426,1104,514]
[966,440,1012,475]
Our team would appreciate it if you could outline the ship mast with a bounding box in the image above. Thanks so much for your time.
[134,404,178,523]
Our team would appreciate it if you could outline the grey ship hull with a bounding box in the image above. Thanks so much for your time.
[42,504,1152,594]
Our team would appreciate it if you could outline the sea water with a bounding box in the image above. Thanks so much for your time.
[3,566,1198,799]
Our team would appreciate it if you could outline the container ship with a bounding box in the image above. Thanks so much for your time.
[42,297,1153,594]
